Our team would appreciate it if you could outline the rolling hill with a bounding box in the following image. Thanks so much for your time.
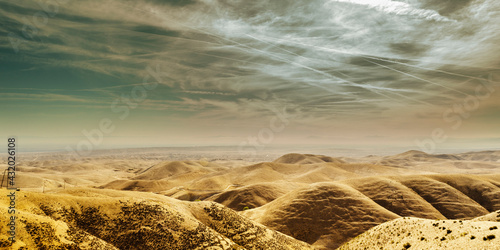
[4,149,500,249]
[0,188,313,250]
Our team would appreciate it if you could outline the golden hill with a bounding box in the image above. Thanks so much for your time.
[473,210,500,222]
[372,150,500,174]
[273,153,345,165]
[339,216,500,250]
[0,188,312,250]
[4,150,500,249]
[101,155,427,196]
[241,174,500,249]
[205,181,306,211]
[242,182,400,249]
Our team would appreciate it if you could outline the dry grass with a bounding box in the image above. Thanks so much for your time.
[2,149,500,249]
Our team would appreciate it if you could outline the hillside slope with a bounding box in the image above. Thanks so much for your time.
[242,174,500,249]
[0,188,313,250]
[339,216,500,250]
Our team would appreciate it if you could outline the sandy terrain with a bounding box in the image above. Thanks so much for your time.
[1,148,500,249]
[0,188,312,249]
[338,215,500,249]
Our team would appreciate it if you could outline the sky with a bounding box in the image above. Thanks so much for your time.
[0,0,499,155]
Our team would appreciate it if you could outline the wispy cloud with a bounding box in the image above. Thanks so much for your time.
[331,0,451,21]
[0,0,499,149]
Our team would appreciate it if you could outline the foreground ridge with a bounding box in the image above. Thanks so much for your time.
[339,214,500,250]
[0,188,313,250]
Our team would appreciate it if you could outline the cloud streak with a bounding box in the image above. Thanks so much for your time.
[0,0,499,150]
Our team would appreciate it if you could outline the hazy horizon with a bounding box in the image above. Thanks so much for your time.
[1,0,499,154]
[3,144,500,160]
